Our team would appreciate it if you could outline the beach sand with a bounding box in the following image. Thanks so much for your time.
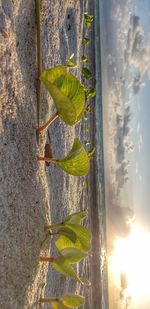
[0,1,101,308]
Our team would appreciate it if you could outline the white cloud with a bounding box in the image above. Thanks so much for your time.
[125,15,150,79]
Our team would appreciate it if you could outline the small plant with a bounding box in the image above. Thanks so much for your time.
[81,67,92,80]
[83,37,90,45]
[42,211,92,254]
[66,53,77,68]
[38,138,90,176]
[84,13,94,29]
[40,253,87,285]
[37,66,85,133]
[39,294,85,308]
[81,55,89,64]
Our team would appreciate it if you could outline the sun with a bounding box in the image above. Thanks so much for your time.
[109,223,150,305]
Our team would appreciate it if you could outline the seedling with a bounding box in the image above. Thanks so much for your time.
[66,54,77,68]
[42,211,92,254]
[86,87,96,100]
[83,37,90,45]
[81,55,89,64]
[82,67,92,80]
[40,253,88,284]
[39,294,85,308]
[88,146,95,158]
[37,66,85,133]
[38,138,90,176]
[84,13,94,29]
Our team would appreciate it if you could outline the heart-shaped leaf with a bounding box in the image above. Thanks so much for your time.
[60,295,85,308]
[66,54,77,68]
[56,224,92,253]
[86,87,96,99]
[58,227,77,243]
[65,224,92,252]
[51,301,68,309]
[64,211,86,224]
[51,255,84,284]
[84,13,94,29]
[82,67,92,79]
[84,37,90,45]
[57,138,90,176]
[81,55,89,64]
[60,248,86,264]
[40,66,85,125]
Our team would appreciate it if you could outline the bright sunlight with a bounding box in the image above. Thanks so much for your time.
[109,223,150,305]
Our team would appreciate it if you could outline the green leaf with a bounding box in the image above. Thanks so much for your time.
[84,37,90,45]
[65,224,92,252]
[81,55,89,64]
[86,105,91,113]
[83,179,87,189]
[66,54,77,68]
[40,66,85,125]
[86,87,96,99]
[84,13,94,29]
[57,138,90,176]
[82,67,92,79]
[56,223,92,253]
[52,301,68,309]
[58,227,77,243]
[88,147,95,157]
[60,248,86,264]
[56,234,84,253]
[64,211,86,224]
[51,255,83,284]
[60,295,85,308]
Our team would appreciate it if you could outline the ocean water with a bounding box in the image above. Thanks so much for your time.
[95,1,109,309]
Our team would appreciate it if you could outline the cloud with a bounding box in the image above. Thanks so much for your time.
[125,15,150,79]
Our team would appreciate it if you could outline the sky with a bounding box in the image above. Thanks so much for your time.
[100,0,150,308]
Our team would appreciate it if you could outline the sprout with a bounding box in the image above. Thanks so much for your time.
[37,66,85,133]
[81,55,89,64]
[41,211,92,255]
[84,13,94,29]
[84,37,90,45]
[40,254,88,285]
[38,138,90,176]
[66,54,77,68]
[39,294,85,308]
[81,67,92,79]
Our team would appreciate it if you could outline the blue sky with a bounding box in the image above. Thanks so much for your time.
[123,1,150,228]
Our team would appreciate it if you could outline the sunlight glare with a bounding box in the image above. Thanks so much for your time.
[109,223,150,303]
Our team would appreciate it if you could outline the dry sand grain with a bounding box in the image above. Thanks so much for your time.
[0,1,96,308]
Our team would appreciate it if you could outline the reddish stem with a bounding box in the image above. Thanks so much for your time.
[37,156,58,163]
[40,256,54,262]
[39,297,59,303]
[36,112,58,134]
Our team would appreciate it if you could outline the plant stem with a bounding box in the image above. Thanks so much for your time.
[36,112,58,134]
[40,256,54,262]
[39,297,59,303]
[45,222,63,230]
[35,0,41,128]
[37,156,58,163]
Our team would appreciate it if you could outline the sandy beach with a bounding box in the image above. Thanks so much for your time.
[0,1,102,309]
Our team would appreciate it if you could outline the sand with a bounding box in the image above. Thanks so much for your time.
[0,1,97,308]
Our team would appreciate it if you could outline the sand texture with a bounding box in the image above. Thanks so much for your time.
[0,1,97,309]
